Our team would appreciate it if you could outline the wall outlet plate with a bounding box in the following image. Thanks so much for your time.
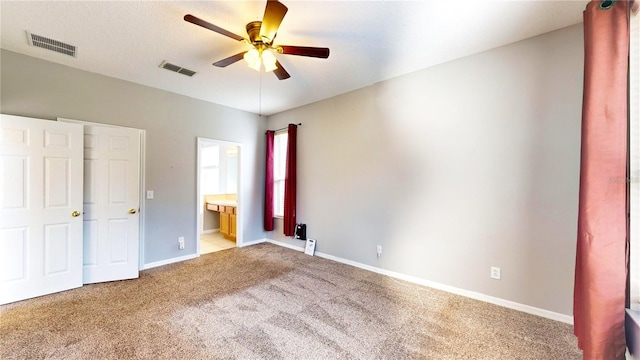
[491,266,501,280]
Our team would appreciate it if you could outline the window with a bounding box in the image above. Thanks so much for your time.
[273,132,288,217]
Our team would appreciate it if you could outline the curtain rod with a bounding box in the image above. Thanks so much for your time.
[267,123,302,134]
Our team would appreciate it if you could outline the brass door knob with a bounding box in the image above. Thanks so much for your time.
[72,211,81,217]
[129,209,137,214]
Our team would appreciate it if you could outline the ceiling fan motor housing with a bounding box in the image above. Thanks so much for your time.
[246,21,265,44]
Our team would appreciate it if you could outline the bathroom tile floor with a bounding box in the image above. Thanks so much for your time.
[201,232,236,254]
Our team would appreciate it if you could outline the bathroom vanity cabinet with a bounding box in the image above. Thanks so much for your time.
[206,202,236,241]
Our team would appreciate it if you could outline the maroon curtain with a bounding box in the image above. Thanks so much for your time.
[283,124,297,236]
[264,131,275,231]
[574,1,630,359]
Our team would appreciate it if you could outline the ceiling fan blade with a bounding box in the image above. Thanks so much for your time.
[184,14,245,42]
[260,1,288,43]
[213,52,247,67]
[273,60,291,80]
[279,46,330,59]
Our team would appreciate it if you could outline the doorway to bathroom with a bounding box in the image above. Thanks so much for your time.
[196,137,241,255]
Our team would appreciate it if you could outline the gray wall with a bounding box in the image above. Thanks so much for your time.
[267,24,583,315]
[0,49,266,265]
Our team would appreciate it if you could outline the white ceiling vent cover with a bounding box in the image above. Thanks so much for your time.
[26,31,77,57]
[160,61,197,77]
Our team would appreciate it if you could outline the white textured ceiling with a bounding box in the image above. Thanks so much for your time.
[0,1,588,116]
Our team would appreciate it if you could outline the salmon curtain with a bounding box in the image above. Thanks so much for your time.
[264,131,275,231]
[574,1,631,359]
[283,124,297,236]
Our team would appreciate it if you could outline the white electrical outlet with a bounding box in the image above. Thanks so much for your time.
[376,245,382,258]
[491,266,501,280]
[178,237,185,250]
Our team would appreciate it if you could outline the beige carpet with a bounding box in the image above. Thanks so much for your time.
[0,243,581,359]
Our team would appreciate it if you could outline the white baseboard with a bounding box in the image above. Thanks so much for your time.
[266,239,305,252]
[240,238,267,248]
[265,239,574,325]
[143,253,198,270]
[202,229,219,234]
[142,238,267,269]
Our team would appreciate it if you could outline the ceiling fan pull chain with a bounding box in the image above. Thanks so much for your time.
[259,70,263,117]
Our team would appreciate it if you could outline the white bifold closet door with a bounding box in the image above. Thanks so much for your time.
[0,115,84,304]
[1,115,142,304]
[79,123,140,284]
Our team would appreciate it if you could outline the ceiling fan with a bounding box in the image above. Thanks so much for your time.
[184,0,330,80]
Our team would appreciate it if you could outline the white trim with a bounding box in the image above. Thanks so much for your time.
[265,240,574,325]
[266,239,305,252]
[202,229,219,234]
[138,129,147,270]
[240,238,268,248]
[142,254,198,270]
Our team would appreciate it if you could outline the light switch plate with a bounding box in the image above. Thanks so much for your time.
[146,190,154,199]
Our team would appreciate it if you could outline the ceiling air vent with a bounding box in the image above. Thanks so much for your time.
[159,61,197,77]
[27,31,77,57]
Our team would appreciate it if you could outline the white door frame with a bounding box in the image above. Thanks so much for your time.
[196,137,243,255]
[58,118,146,270]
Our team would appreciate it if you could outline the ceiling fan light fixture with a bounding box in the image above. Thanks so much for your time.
[185,0,328,80]
[244,48,261,71]
[262,50,278,72]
